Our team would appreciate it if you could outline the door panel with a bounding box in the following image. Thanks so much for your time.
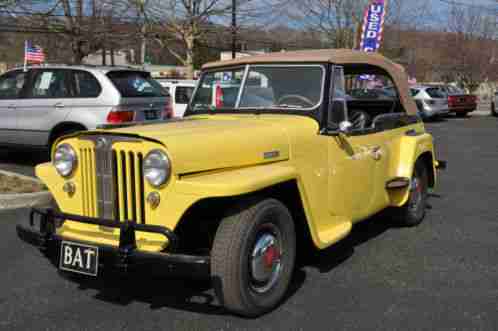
[328,134,378,222]
[0,70,28,144]
[15,69,71,146]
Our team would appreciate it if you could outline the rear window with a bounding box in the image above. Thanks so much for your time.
[425,88,446,99]
[107,71,167,98]
[175,86,194,104]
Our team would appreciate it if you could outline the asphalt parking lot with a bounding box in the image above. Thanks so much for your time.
[1,114,497,331]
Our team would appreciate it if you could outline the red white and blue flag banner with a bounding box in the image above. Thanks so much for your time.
[359,0,387,53]
[24,41,46,63]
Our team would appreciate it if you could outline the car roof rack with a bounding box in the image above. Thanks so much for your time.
[9,63,145,71]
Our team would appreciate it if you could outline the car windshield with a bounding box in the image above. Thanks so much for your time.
[190,65,324,112]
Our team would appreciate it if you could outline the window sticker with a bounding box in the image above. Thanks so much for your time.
[38,72,54,90]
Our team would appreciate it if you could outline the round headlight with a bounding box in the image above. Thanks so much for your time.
[53,144,77,177]
[143,149,171,187]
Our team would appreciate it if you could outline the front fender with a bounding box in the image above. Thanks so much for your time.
[175,163,298,197]
[387,132,436,207]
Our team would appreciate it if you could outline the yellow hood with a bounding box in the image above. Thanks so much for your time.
[104,114,298,175]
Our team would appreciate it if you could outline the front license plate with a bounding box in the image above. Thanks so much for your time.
[59,241,98,276]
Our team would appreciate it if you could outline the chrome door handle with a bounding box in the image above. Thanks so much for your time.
[370,146,382,160]
[7,104,16,109]
[54,103,65,109]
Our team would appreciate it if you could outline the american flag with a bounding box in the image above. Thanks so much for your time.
[25,41,46,63]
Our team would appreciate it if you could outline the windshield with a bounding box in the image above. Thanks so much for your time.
[190,65,324,112]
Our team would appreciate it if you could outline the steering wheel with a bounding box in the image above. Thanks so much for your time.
[276,94,315,107]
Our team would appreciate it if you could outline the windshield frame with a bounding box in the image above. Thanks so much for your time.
[186,63,326,116]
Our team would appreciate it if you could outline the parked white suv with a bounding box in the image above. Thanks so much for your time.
[157,79,196,117]
[0,65,171,152]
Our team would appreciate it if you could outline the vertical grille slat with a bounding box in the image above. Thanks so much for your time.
[135,153,145,224]
[80,136,146,224]
[120,151,129,221]
[81,149,88,216]
[128,152,137,222]
[116,150,126,221]
[88,149,96,217]
[112,151,120,220]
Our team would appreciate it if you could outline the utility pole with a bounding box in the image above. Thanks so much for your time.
[231,0,237,59]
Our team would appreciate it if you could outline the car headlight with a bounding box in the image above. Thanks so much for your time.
[143,149,171,187]
[53,144,77,177]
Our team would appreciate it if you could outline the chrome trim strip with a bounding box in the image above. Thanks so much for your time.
[235,65,250,108]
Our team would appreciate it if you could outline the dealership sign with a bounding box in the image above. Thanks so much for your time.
[359,0,387,53]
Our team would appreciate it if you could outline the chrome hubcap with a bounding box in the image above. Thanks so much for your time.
[250,229,282,293]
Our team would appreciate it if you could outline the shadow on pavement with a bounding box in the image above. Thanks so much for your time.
[61,213,404,316]
[0,149,49,167]
[61,267,306,317]
[302,211,411,274]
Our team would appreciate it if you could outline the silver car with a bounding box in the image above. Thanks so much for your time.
[0,65,170,151]
[411,85,449,119]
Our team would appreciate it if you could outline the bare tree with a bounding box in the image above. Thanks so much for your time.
[290,0,369,49]
[143,0,285,78]
[443,3,498,88]
[5,0,131,64]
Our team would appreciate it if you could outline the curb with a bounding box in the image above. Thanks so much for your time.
[0,170,53,211]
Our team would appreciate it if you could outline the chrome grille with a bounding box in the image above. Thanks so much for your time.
[80,136,145,223]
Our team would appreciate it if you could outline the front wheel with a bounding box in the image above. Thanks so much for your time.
[456,111,469,118]
[211,198,296,317]
[492,102,497,117]
[393,162,429,227]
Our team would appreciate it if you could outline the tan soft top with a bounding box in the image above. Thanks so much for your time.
[203,49,417,115]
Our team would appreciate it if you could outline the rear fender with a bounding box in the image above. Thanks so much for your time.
[387,133,436,207]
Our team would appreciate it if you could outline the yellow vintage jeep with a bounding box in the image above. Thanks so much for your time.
[17,49,445,317]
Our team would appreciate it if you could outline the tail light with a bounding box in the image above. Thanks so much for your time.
[107,108,134,123]
[215,85,224,108]
[162,97,173,119]
[448,95,456,106]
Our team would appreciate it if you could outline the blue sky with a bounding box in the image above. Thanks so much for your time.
[432,0,498,9]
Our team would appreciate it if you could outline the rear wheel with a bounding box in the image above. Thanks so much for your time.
[456,111,469,118]
[492,102,497,117]
[393,161,429,227]
[211,198,296,317]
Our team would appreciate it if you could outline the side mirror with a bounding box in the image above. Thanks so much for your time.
[339,121,352,135]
